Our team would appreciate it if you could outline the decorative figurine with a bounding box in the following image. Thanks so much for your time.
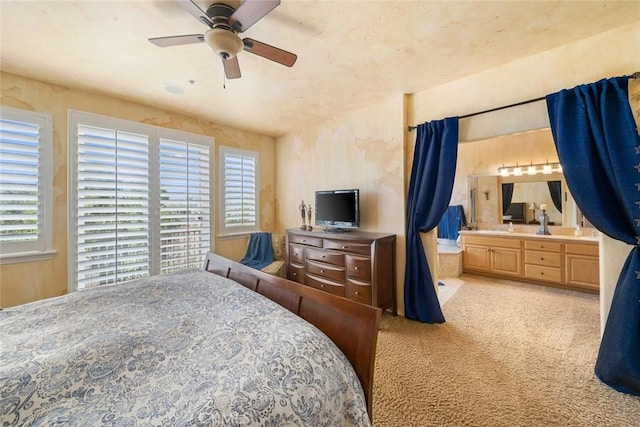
[299,200,307,230]
[306,204,313,231]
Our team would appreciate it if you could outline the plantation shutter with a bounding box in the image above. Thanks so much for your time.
[222,150,257,231]
[159,138,211,273]
[0,118,41,251]
[75,124,150,289]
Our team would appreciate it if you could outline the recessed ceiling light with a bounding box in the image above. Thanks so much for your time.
[164,85,184,95]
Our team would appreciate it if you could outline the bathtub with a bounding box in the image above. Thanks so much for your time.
[437,238,463,277]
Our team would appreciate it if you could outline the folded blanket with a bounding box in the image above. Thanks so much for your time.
[240,232,274,270]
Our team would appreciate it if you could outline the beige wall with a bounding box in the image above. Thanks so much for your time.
[0,72,276,308]
[275,96,407,312]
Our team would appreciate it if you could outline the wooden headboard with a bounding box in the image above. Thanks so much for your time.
[203,252,381,418]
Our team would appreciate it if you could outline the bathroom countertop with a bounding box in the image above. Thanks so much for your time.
[458,230,598,244]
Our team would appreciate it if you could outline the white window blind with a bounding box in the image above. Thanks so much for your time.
[0,107,53,261]
[69,111,213,291]
[159,138,211,274]
[75,124,150,288]
[220,147,258,234]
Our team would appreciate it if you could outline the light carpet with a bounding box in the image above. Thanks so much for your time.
[372,275,640,426]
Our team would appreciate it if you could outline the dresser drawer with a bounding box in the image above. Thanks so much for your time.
[288,264,305,284]
[306,248,345,267]
[524,240,562,253]
[524,264,562,283]
[289,244,306,265]
[346,278,372,304]
[306,260,345,283]
[324,239,371,255]
[305,274,345,297]
[524,250,561,268]
[289,234,323,248]
[346,255,371,280]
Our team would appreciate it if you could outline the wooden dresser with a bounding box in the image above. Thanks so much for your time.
[460,231,599,293]
[286,229,397,315]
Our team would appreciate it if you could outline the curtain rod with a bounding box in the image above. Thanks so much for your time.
[407,96,545,132]
[407,71,640,132]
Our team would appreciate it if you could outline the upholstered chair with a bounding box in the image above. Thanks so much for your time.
[260,233,286,277]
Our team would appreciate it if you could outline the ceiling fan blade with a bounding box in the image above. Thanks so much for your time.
[223,56,241,79]
[243,38,297,67]
[229,0,280,33]
[149,34,204,47]
[176,0,213,27]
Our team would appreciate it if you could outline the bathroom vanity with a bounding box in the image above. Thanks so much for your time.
[459,230,599,293]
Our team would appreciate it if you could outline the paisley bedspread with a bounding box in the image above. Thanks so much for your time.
[0,269,370,426]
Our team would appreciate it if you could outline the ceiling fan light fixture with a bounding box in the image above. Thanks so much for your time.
[204,28,243,59]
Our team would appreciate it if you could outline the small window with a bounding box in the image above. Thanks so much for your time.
[0,107,54,263]
[219,147,258,235]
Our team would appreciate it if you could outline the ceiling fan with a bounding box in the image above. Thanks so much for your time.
[149,0,297,79]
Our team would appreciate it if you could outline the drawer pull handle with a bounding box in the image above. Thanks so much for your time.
[321,255,326,258]
[342,245,347,249]
[355,291,360,295]
[541,272,545,275]
[293,272,297,276]
[320,284,325,288]
[354,266,359,270]
[302,239,306,242]
[540,257,544,261]
[320,270,325,273]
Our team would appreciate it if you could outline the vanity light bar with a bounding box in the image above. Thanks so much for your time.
[497,162,562,177]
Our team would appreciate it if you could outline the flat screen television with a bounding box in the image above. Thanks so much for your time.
[315,189,360,231]
[504,202,526,223]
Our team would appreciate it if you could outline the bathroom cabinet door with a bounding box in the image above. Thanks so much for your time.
[565,243,599,291]
[462,244,491,272]
[490,247,522,277]
[462,235,522,277]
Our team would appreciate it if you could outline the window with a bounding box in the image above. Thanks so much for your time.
[219,147,258,235]
[73,122,150,288]
[0,107,53,263]
[159,134,211,274]
[69,111,212,290]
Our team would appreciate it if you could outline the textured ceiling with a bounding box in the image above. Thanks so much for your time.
[1,1,639,137]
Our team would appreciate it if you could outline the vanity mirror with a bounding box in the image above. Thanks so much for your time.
[468,172,582,228]
[459,128,588,231]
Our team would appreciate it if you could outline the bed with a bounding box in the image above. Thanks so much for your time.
[0,253,381,426]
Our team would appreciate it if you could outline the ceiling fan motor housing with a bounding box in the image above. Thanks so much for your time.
[204,3,243,59]
[149,0,296,79]
[204,28,243,59]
